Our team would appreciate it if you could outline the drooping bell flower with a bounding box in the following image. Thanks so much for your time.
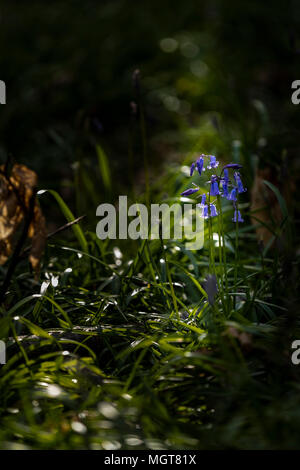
[223,168,229,183]
[190,162,195,176]
[234,172,247,193]
[196,157,204,176]
[207,155,219,169]
[181,187,199,196]
[220,169,229,198]
[228,187,237,201]
[200,193,206,205]
[209,203,218,217]
[198,193,209,218]
[198,194,218,219]
[221,180,229,198]
[199,203,209,219]
[222,163,243,171]
[210,175,219,196]
[232,209,244,223]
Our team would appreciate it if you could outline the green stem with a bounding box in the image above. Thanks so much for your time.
[216,196,224,289]
[208,191,215,275]
[234,202,239,309]
[218,198,228,294]
[216,195,227,314]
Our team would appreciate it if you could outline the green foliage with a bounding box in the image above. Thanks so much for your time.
[0,156,299,449]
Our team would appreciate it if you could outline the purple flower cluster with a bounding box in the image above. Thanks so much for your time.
[180,154,246,222]
[189,154,219,177]
[198,193,218,219]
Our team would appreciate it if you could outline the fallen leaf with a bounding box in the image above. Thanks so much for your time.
[0,163,46,275]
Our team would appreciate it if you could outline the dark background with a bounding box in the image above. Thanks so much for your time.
[0,0,299,220]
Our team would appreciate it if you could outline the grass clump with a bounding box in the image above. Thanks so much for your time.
[0,148,299,450]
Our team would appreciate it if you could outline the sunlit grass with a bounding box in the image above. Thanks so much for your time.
[0,154,298,450]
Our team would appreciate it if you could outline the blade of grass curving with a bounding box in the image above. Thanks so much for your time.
[263,180,288,219]
[38,190,88,253]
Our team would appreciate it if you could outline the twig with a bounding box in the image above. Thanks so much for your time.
[20,214,86,257]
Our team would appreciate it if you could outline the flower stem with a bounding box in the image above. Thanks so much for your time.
[234,202,239,309]
[218,197,228,296]
[216,196,223,287]
[208,192,215,275]
[217,195,228,311]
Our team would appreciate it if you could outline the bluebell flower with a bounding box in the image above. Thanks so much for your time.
[222,163,243,170]
[198,202,218,218]
[209,203,218,217]
[190,162,195,176]
[181,187,199,196]
[228,187,237,201]
[232,209,244,223]
[223,168,229,183]
[220,169,229,198]
[234,172,247,193]
[200,193,206,205]
[207,155,219,169]
[198,193,209,219]
[199,204,209,219]
[221,180,229,198]
[210,176,219,196]
[196,157,204,176]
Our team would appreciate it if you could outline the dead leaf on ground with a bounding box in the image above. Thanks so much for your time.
[0,163,46,275]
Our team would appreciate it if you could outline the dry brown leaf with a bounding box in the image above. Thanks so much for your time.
[0,163,46,275]
[28,204,47,274]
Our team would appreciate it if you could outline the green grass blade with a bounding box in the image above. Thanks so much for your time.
[96,144,111,192]
[39,189,88,253]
